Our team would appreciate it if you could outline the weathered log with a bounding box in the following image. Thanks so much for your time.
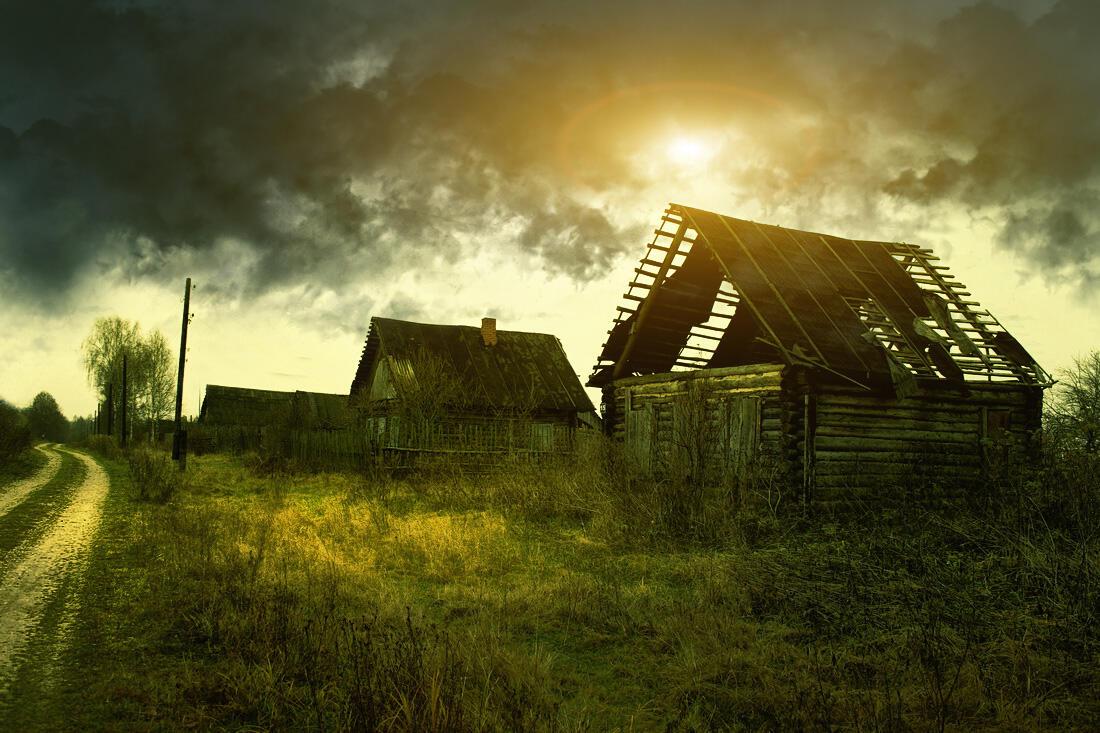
[814,425,979,441]
[814,448,981,463]
[815,412,981,430]
[815,439,979,456]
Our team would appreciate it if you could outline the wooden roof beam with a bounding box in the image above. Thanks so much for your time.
[611,218,691,380]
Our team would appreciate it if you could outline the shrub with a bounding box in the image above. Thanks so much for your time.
[128,447,182,502]
[0,398,32,463]
[243,448,293,477]
[84,434,124,462]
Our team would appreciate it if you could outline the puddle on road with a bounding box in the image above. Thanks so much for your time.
[0,449,109,695]
[0,445,62,519]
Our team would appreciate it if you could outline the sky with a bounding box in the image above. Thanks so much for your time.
[1,0,1099,418]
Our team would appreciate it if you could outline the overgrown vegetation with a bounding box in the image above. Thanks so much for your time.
[82,434,125,462]
[54,422,1098,731]
[127,447,184,502]
[1046,350,1100,454]
[0,397,32,463]
[30,351,1097,729]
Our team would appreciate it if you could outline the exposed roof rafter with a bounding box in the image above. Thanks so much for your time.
[589,204,1052,390]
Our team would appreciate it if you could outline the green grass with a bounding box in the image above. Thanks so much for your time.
[22,445,1100,730]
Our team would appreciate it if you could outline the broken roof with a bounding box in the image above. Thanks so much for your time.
[590,204,1052,390]
[198,385,294,426]
[350,317,595,413]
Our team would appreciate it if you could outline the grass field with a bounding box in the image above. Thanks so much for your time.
[40,443,1100,730]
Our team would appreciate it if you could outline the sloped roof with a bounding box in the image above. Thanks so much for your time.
[350,317,594,413]
[291,391,351,429]
[590,204,1051,389]
[198,385,294,426]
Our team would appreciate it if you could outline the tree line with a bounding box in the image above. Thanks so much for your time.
[0,392,70,461]
[0,316,175,464]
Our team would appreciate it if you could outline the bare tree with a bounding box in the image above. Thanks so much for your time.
[135,331,175,438]
[81,317,174,442]
[387,347,468,451]
[1046,350,1100,454]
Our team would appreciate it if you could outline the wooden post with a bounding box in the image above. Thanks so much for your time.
[802,393,816,506]
[106,382,114,437]
[172,277,192,465]
[121,353,128,448]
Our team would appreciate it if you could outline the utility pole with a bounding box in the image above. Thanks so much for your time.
[172,277,192,467]
[106,382,114,437]
[121,353,128,448]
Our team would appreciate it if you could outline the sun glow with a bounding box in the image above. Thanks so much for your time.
[666,135,712,165]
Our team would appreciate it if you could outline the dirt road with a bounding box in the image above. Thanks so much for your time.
[0,445,61,519]
[0,445,109,701]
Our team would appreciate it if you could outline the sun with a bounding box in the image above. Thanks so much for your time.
[666,136,712,166]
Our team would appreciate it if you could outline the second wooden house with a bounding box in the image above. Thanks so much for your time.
[349,316,596,461]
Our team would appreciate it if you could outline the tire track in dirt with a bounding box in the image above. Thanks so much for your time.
[0,444,62,519]
[0,448,109,697]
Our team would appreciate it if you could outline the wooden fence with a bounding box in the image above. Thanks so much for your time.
[188,418,597,473]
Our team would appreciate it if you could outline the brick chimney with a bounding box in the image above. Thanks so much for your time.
[481,317,497,347]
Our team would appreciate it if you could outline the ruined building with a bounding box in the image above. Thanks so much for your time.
[591,204,1051,500]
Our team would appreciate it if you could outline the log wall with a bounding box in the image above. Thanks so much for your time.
[604,364,789,485]
[808,380,1042,500]
[605,364,1044,503]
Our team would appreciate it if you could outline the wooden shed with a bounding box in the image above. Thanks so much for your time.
[289,391,352,431]
[194,384,294,452]
[591,204,1052,501]
[349,316,596,459]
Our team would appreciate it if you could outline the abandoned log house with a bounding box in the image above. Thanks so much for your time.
[349,316,596,458]
[591,204,1052,500]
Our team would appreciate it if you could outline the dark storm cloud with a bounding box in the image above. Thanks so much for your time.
[0,0,1094,317]
[875,0,1100,285]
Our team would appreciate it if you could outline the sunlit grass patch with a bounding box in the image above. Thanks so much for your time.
[381,511,523,582]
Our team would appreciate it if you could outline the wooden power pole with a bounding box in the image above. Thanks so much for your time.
[106,382,114,437]
[121,353,128,448]
[172,277,192,465]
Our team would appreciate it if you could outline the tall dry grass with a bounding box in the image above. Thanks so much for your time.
[93,430,1100,730]
[126,465,560,731]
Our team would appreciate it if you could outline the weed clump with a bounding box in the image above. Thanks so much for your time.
[127,447,182,502]
[84,434,124,462]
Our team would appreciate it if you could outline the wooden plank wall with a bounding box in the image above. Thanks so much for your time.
[607,363,1044,504]
[187,425,265,455]
[809,381,1043,499]
[607,364,787,482]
